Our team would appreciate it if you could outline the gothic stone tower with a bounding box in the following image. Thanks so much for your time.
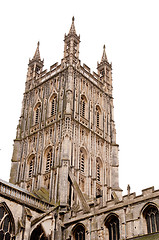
[10,17,121,211]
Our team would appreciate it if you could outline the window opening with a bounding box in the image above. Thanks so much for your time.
[66,117,70,129]
[35,108,39,124]
[96,106,100,128]
[0,205,15,240]
[80,96,86,118]
[30,224,48,240]
[51,97,57,116]
[79,150,85,173]
[74,225,85,240]
[29,157,34,178]
[106,216,120,240]
[50,128,52,138]
[35,104,41,125]
[46,149,53,172]
[96,160,100,182]
[145,206,159,233]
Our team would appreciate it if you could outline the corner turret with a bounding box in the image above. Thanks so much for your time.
[97,45,112,95]
[26,42,44,85]
[62,17,80,67]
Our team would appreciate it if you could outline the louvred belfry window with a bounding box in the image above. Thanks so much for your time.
[51,96,57,116]
[96,159,100,182]
[80,96,86,118]
[28,157,35,178]
[145,206,159,233]
[79,149,85,173]
[46,149,53,172]
[96,105,101,128]
[97,111,99,127]
[35,108,39,124]
[0,205,15,240]
[35,103,41,125]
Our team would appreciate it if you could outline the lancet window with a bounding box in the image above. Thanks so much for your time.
[79,149,85,173]
[105,215,120,240]
[80,95,87,118]
[96,105,101,128]
[96,159,101,182]
[100,69,105,81]
[28,157,35,178]
[51,95,57,116]
[144,205,159,233]
[0,204,15,240]
[73,224,85,240]
[45,149,53,172]
[34,103,41,125]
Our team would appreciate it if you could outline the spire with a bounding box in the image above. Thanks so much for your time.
[101,45,107,62]
[63,17,80,64]
[28,41,43,66]
[33,41,41,60]
[69,16,76,35]
[27,41,44,82]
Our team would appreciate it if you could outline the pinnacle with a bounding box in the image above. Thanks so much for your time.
[33,41,41,60]
[69,16,76,34]
[101,44,108,62]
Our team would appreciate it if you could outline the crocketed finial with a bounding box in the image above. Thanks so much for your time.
[33,41,41,60]
[101,44,107,62]
[69,16,76,34]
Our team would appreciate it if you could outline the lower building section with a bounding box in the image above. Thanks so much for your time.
[0,179,159,240]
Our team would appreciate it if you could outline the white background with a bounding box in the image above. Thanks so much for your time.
[0,0,159,195]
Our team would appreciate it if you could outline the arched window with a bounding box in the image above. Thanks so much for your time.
[0,204,15,240]
[96,159,101,182]
[144,205,159,233]
[30,224,48,240]
[73,224,85,240]
[28,157,35,178]
[105,215,120,240]
[35,103,41,124]
[79,149,85,173]
[80,96,86,118]
[96,105,101,128]
[51,96,57,116]
[45,149,53,172]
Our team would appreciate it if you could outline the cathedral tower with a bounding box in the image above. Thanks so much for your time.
[3,18,159,240]
[10,17,121,210]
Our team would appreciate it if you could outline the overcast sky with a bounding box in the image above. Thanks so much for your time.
[0,0,159,195]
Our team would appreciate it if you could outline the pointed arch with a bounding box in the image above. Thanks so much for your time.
[96,157,102,183]
[49,93,57,117]
[30,224,48,240]
[45,147,53,172]
[79,147,87,193]
[79,147,87,174]
[27,154,35,179]
[142,203,159,234]
[105,213,120,240]
[96,105,101,128]
[96,157,103,198]
[34,101,41,125]
[42,146,53,190]
[0,202,16,239]
[80,95,87,118]
[72,223,86,240]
